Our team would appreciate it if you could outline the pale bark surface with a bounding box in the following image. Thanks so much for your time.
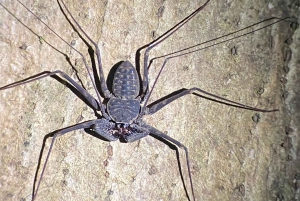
[0,0,299,201]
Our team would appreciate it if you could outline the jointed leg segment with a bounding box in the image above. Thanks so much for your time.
[146,87,278,115]
[0,70,100,111]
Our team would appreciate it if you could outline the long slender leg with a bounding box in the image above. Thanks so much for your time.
[141,123,195,201]
[139,0,211,117]
[0,70,100,111]
[6,0,109,117]
[33,118,119,200]
[141,0,211,95]
[148,17,288,63]
[145,87,278,115]
[139,17,289,117]
[33,120,103,200]
[140,49,278,117]
[58,0,111,98]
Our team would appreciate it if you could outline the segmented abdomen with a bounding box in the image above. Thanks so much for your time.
[107,98,140,123]
[112,60,140,99]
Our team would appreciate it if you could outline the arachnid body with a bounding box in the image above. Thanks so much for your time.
[0,0,296,200]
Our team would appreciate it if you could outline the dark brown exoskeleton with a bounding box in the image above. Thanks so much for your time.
[93,60,150,142]
[107,61,141,125]
[0,0,291,200]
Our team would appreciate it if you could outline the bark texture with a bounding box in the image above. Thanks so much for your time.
[0,0,299,200]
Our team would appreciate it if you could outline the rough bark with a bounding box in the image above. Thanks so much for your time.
[0,0,299,200]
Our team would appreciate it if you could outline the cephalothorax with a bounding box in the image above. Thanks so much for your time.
[0,0,287,200]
